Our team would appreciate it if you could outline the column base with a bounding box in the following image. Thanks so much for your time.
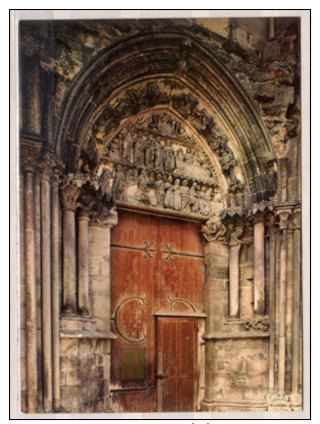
[267,392,291,411]
[290,393,302,411]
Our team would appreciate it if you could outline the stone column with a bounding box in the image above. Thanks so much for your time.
[291,207,302,406]
[77,209,90,317]
[267,214,277,395]
[253,214,265,315]
[89,206,118,332]
[60,182,82,314]
[200,217,229,410]
[51,173,61,410]
[39,165,53,412]
[24,169,38,412]
[276,208,291,394]
[229,224,246,318]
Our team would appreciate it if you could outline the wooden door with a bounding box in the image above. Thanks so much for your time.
[110,210,204,412]
[156,318,197,412]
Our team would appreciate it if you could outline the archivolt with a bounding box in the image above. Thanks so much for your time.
[55,31,277,205]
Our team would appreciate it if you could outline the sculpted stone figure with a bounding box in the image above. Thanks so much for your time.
[154,142,164,172]
[100,168,112,198]
[189,182,200,213]
[172,178,182,211]
[112,165,126,201]
[145,141,156,168]
[133,137,145,166]
[180,179,190,212]
[154,173,165,206]
[201,213,227,242]
[138,169,150,204]
[164,175,175,209]
[163,141,176,172]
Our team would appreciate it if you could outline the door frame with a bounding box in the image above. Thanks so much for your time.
[154,311,206,412]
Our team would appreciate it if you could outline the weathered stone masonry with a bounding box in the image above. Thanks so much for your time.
[19,17,302,413]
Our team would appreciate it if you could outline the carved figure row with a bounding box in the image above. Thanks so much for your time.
[106,131,212,181]
[110,165,224,216]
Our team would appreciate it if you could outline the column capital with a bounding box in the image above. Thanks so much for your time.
[37,150,64,182]
[20,143,41,173]
[201,213,227,243]
[90,206,118,228]
[276,207,292,230]
[60,177,82,211]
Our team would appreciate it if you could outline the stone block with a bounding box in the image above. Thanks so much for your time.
[90,276,109,295]
[60,338,78,357]
[246,357,268,374]
[79,377,104,405]
[78,339,93,358]
[95,317,109,332]
[89,259,101,276]
[253,82,276,102]
[60,385,81,412]
[243,387,267,401]
[65,369,79,386]
[92,294,109,318]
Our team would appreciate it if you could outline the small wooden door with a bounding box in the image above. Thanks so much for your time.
[156,317,197,412]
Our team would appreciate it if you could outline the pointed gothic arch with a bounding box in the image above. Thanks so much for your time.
[55,31,277,208]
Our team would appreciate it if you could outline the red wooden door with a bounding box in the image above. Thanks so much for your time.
[157,318,197,412]
[110,210,204,412]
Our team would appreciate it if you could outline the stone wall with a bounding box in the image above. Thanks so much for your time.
[60,337,111,413]
[207,338,269,411]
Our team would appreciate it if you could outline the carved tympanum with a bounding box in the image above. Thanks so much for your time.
[81,110,230,217]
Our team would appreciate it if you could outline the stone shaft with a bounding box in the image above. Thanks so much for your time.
[24,171,38,412]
